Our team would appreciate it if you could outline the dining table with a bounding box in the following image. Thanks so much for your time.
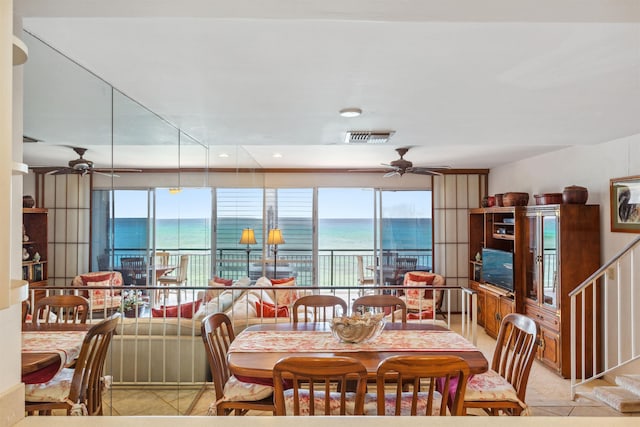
[21,323,91,384]
[227,322,488,380]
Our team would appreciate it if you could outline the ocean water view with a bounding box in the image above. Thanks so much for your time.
[114,217,433,251]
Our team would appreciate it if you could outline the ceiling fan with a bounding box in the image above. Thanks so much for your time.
[370,147,451,177]
[46,146,142,177]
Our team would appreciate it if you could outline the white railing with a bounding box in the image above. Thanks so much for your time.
[27,283,477,387]
[570,236,640,399]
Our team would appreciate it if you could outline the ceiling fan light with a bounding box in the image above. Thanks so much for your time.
[339,108,362,118]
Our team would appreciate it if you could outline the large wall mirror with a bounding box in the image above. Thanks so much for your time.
[21,31,215,289]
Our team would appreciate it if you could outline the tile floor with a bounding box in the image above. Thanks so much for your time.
[99,315,638,417]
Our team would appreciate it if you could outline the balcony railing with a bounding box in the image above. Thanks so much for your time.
[108,248,434,288]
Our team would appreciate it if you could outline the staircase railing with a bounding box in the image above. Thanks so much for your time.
[570,236,640,399]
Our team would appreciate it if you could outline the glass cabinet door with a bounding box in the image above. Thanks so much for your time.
[541,212,559,309]
[524,213,539,303]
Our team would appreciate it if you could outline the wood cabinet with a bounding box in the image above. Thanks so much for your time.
[522,204,600,377]
[468,204,600,377]
[481,283,515,339]
[22,208,48,303]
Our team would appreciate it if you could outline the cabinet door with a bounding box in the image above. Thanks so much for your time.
[524,213,540,303]
[485,292,499,338]
[499,296,514,320]
[539,325,560,372]
[540,212,559,310]
[476,287,485,327]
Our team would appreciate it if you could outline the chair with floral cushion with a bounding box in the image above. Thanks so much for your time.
[462,313,539,415]
[25,314,120,415]
[398,271,446,320]
[291,295,347,324]
[366,355,471,416]
[201,313,275,415]
[71,271,124,315]
[352,294,407,323]
[34,295,90,324]
[272,356,368,416]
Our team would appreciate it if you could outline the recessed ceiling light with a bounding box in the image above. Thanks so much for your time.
[339,108,362,118]
[218,153,229,158]
[273,153,283,158]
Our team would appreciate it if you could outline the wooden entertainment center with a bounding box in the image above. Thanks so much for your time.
[468,204,601,378]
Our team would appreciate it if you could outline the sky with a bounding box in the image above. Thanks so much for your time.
[114,187,432,219]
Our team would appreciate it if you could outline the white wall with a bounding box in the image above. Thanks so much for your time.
[490,135,640,376]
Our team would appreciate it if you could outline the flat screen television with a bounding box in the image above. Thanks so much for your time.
[481,248,514,293]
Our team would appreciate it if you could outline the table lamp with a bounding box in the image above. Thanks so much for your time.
[239,228,257,277]
[267,228,285,277]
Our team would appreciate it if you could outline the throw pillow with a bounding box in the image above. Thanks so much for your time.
[405,272,436,298]
[80,272,114,285]
[255,301,289,318]
[86,279,113,299]
[79,272,115,298]
[206,276,234,301]
[270,277,298,306]
[151,300,203,319]
[213,276,233,286]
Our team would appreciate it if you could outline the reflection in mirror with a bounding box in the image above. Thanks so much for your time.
[22,30,214,415]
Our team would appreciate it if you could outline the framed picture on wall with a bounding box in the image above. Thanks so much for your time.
[610,175,640,232]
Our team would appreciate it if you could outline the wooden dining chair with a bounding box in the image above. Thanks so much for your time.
[463,313,539,415]
[370,355,471,416]
[34,295,90,324]
[201,313,275,415]
[352,294,407,323]
[22,299,30,322]
[25,313,120,415]
[291,295,347,323]
[272,356,368,416]
[154,251,170,266]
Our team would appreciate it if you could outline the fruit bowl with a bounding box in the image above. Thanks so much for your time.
[330,313,385,343]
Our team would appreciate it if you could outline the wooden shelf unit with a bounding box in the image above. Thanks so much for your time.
[468,204,601,377]
[22,208,49,303]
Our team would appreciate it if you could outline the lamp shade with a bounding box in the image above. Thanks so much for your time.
[239,228,257,245]
[267,228,285,245]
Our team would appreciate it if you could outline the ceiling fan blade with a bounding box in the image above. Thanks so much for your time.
[48,167,72,175]
[407,168,443,176]
[94,168,143,173]
[383,170,401,178]
[93,171,119,178]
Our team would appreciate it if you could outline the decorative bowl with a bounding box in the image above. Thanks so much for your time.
[330,313,385,343]
[503,192,529,206]
[562,185,588,204]
[534,193,563,205]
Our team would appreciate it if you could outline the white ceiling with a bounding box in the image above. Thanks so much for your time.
[16,0,640,172]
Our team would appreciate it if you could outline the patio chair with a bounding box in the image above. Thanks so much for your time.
[352,294,407,323]
[291,295,347,323]
[272,356,368,415]
[463,313,539,415]
[356,255,375,296]
[201,313,275,416]
[25,314,120,415]
[120,256,147,285]
[158,254,189,302]
[33,294,90,324]
[369,355,471,416]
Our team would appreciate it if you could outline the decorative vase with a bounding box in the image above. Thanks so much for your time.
[23,195,35,208]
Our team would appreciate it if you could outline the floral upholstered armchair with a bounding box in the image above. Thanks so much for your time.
[71,271,124,313]
[397,271,446,320]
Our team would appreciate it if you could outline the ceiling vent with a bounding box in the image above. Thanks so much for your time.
[344,130,394,144]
